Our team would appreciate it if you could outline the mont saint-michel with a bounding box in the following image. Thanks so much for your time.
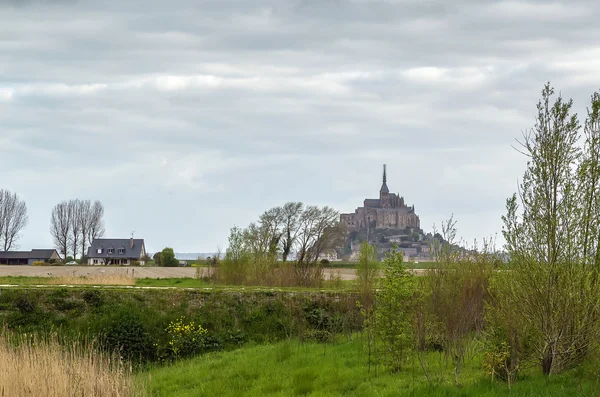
[339,165,431,261]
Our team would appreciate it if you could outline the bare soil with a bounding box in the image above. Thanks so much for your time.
[0,265,360,280]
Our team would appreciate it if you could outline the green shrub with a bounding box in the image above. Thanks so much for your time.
[82,290,103,308]
[163,316,208,360]
[101,309,155,362]
[15,296,36,314]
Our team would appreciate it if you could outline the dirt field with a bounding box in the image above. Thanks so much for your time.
[0,266,426,281]
[0,266,360,280]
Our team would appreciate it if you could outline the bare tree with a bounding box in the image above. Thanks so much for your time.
[0,189,28,251]
[51,199,105,260]
[79,200,92,259]
[281,202,303,262]
[69,199,83,259]
[87,200,105,244]
[295,205,340,265]
[50,201,72,258]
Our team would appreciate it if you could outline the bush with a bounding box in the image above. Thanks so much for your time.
[160,248,179,267]
[31,261,46,266]
[82,290,103,308]
[163,316,208,360]
[101,310,155,363]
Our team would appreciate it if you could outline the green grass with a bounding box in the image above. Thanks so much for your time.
[139,337,600,397]
[0,276,49,285]
[135,278,211,288]
[136,277,357,291]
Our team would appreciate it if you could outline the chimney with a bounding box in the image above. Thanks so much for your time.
[130,237,134,249]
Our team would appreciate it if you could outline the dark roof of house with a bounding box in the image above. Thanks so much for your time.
[0,249,60,260]
[87,238,145,259]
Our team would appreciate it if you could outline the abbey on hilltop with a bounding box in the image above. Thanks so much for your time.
[340,164,421,232]
[337,165,431,262]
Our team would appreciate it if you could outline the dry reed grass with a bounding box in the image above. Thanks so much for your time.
[0,331,144,397]
[204,260,326,288]
[47,273,136,286]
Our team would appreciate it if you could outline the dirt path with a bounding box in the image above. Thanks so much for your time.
[0,266,425,280]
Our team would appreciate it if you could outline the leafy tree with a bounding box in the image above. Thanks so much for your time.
[220,226,251,284]
[495,83,600,376]
[153,252,161,266]
[356,241,380,373]
[160,247,179,267]
[373,246,415,372]
[356,241,379,306]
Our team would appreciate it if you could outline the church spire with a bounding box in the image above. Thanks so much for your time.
[380,164,389,196]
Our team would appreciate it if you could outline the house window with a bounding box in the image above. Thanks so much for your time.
[108,248,114,254]
[96,248,102,254]
[93,259,98,264]
[118,248,125,254]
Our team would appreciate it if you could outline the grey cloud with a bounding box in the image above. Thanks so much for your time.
[1,0,600,251]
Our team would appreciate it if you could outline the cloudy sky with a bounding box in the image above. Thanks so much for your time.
[2,0,599,254]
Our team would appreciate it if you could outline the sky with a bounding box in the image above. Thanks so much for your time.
[1,0,600,254]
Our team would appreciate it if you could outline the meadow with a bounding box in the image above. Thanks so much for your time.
[140,336,600,397]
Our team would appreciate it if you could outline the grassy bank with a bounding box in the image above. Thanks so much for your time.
[140,337,600,397]
[0,287,361,366]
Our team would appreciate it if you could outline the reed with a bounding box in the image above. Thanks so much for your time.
[47,273,136,286]
[0,331,143,397]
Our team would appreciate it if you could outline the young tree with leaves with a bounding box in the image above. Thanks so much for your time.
[497,83,600,376]
[373,246,415,372]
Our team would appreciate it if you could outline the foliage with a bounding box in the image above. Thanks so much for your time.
[159,247,179,267]
[373,246,415,372]
[164,316,208,360]
[0,288,362,366]
[355,241,379,308]
[426,216,496,385]
[226,202,344,270]
[219,226,252,284]
[153,252,161,265]
[497,83,600,376]
[100,309,156,363]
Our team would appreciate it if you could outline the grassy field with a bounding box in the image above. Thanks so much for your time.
[139,337,600,397]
